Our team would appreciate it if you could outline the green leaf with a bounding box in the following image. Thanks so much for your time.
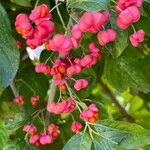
[2,143,20,150]
[144,0,150,3]
[92,139,117,150]
[94,120,150,149]
[104,48,150,93]
[0,121,9,149]
[143,2,150,19]
[129,96,143,113]
[67,0,110,11]
[0,3,19,95]
[135,17,150,35]
[110,12,128,57]
[63,132,92,150]
[10,0,31,7]
[5,113,26,131]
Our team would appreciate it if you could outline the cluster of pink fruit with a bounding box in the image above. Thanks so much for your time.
[13,95,40,106]
[47,98,76,114]
[23,124,60,147]
[115,0,145,47]
[14,0,145,147]
[15,4,54,49]
[35,42,100,92]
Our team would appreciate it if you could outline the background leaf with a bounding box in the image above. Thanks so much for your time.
[143,1,150,19]
[5,113,26,131]
[104,47,150,93]
[10,0,31,7]
[0,3,19,95]
[67,0,110,11]
[95,120,150,149]
[0,121,9,149]
[63,132,92,150]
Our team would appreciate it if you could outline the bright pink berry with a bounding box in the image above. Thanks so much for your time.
[31,95,40,106]
[67,65,81,76]
[47,98,76,114]
[29,135,39,144]
[115,0,143,13]
[74,79,88,91]
[80,104,99,123]
[101,11,110,24]
[13,96,24,106]
[48,124,60,139]
[16,40,22,49]
[74,58,81,66]
[78,11,109,33]
[71,37,80,48]
[80,54,93,67]
[15,13,34,39]
[71,24,83,40]
[34,21,54,41]
[89,104,99,112]
[29,4,52,24]
[35,63,51,74]
[71,121,82,133]
[48,34,73,56]
[26,37,41,49]
[39,134,53,145]
[63,98,76,113]
[129,29,145,47]
[116,6,140,29]
[23,124,37,135]
[97,29,117,46]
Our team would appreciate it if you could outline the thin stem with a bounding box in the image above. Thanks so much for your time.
[111,0,117,4]
[83,123,88,133]
[65,81,82,112]
[116,5,123,12]
[10,81,19,97]
[67,57,73,65]
[70,114,75,121]
[69,14,78,23]
[100,80,135,122]
[41,111,46,132]
[31,110,42,123]
[76,103,82,113]
[16,79,36,95]
[31,108,46,116]
[34,0,40,8]
[21,53,28,61]
[45,52,54,64]
[45,79,57,125]
[58,88,62,102]
[48,79,57,103]
[111,8,116,14]
[102,25,105,30]
[10,80,27,114]
[80,45,86,55]
[65,74,76,82]
[50,3,62,12]
[55,0,67,31]
[65,81,81,101]
[131,25,136,33]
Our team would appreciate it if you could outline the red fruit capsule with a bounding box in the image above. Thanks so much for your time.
[57,65,66,74]
[55,73,63,80]
[16,40,23,49]
[88,117,96,123]
[60,84,66,92]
